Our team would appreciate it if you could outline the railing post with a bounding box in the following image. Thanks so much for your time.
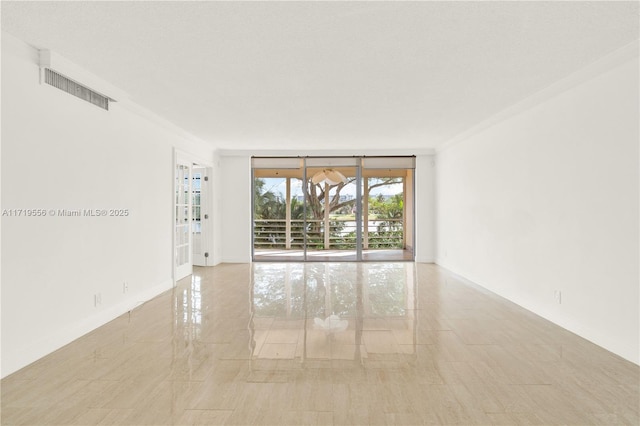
[363,178,369,250]
[286,177,291,249]
[324,182,330,249]
[402,177,407,249]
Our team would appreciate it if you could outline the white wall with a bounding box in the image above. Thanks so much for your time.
[1,33,215,377]
[210,151,224,266]
[415,155,435,262]
[436,53,639,364]
[220,155,252,262]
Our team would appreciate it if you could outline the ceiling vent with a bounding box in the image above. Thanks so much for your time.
[44,68,111,110]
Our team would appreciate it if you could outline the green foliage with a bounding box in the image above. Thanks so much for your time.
[366,193,404,249]
[369,193,403,220]
[254,178,284,220]
[254,177,405,250]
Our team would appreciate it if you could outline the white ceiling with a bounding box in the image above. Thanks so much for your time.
[2,1,638,151]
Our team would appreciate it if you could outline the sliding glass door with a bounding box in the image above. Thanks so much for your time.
[253,158,305,260]
[252,156,414,262]
[361,157,415,261]
[303,157,360,261]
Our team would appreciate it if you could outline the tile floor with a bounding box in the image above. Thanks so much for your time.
[1,263,638,425]
[253,249,414,262]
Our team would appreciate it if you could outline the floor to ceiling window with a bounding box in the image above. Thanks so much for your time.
[252,156,415,262]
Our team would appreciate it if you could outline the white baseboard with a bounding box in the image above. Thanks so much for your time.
[432,263,639,366]
[1,278,173,378]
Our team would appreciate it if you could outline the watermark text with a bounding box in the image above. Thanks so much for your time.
[2,209,130,217]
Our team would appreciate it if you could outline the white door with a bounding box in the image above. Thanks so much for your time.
[192,166,210,266]
[175,160,192,280]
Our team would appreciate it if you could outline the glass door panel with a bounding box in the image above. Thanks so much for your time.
[252,160,305,261]
[175,161,192,279]
[361,161,415,261]
[254,176,287,249]
[192,166,210,266]
[365,177,404,250]
[303,164,359,261]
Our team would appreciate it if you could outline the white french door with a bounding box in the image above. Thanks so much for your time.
[192,166,212,266]
[175,159,192,280]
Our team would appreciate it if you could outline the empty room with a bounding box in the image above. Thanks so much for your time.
[1,1,638,425]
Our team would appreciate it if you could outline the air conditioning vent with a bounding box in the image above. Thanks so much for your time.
[44,68,110,111]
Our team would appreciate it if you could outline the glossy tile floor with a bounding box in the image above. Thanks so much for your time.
[253,249,414,262]
[2,263,638,425]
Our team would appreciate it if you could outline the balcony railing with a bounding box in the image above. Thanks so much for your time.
[254,218,404,250]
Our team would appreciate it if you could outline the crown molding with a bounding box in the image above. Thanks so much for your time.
[217,148,435,157]
[436,39,640,154]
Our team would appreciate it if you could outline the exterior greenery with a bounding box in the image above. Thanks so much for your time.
[254,177,404,250]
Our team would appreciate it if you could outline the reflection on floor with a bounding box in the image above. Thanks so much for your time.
[1,263,638,425]
[251,263,416,371]
[254,249,414,262]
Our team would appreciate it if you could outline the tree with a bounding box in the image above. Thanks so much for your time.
[253,179,287,247]
[301,178,356,234]
[254,176,404,249]
[368,192,404,248]
[253,179,278,219]
[302,177,402,219]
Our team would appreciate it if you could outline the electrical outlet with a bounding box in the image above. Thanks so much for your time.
[123,282,128,294]
[94,293,102,307]
[554,290,562,304]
